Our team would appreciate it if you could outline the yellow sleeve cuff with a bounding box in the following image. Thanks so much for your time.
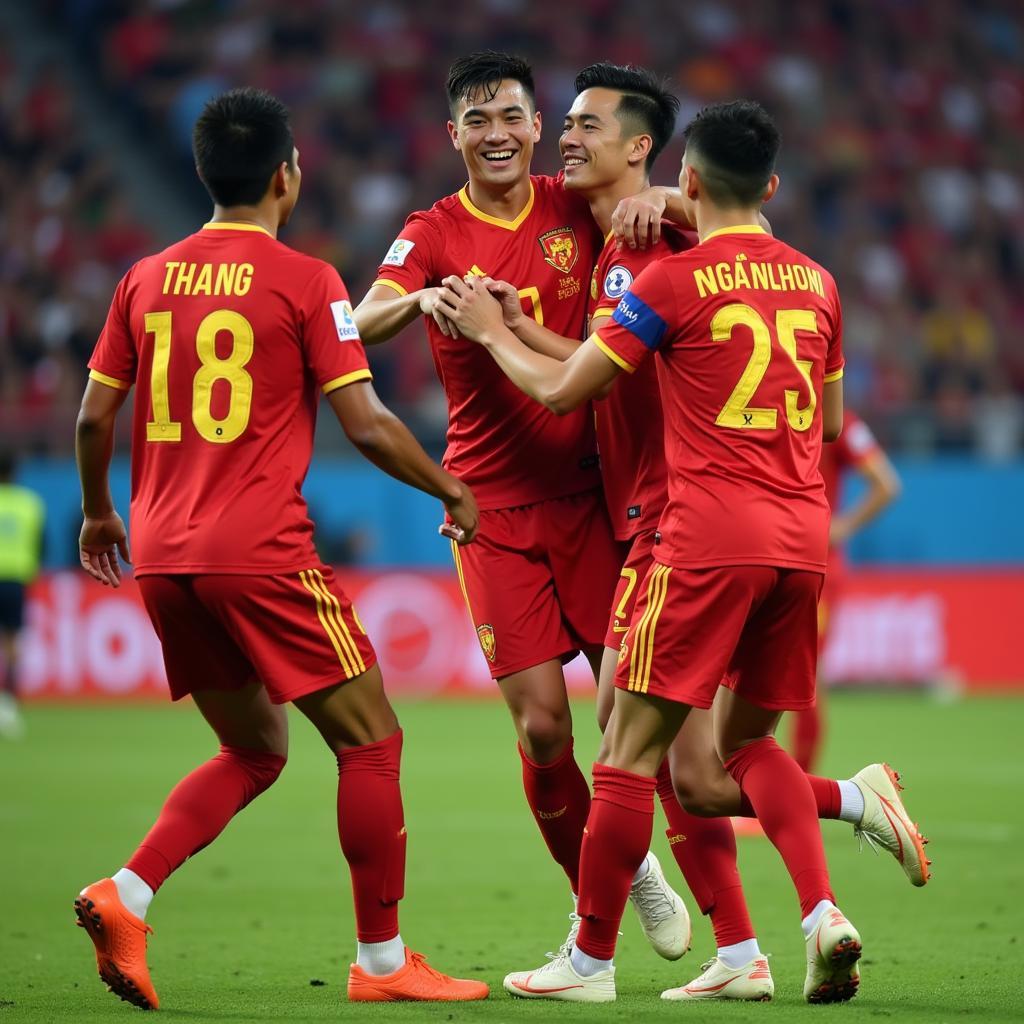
[89,369,131,390]
[592,306,617,320]
[372,279,409,297]
[590,333,636,373]
[323,368,373,394]
[823,367,844,384]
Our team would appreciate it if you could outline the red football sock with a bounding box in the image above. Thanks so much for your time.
[519,740,591,894]
[336,729,406,943]
[126,744,285,892]
[724,737,834,918]
[738,773,841,820]
[576,763,655,960]
[791,705,823,772]
[656,762,755,947]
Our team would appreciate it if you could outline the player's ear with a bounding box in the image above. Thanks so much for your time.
[762,173,780,204]
[629,134,652,168]
[682,163,700,201]
[447,120,461,151]
[272,161,290,199]
[532,110,541,143]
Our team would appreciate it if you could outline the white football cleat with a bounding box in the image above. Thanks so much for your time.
[803,906,862,1004]
[628,851,691,960]
[503,953,615,1003]
[852,763,931,886]
[662,955,773,1001]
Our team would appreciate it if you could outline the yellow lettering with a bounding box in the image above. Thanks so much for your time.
[214,263,236,296]
[173,262,196,295]
[236,263,254,296]
[777,263,795,291]
[766,264,782,290]
[792,264,809,291]
[194,263,213,296]
[162,262,179,294]
[808,268,824,297]
[732,259,751,290]
[715,262,734,291]
[694,266,718,298]
[751,263,771,290]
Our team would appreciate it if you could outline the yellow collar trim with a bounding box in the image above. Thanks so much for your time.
[603,228,616,245]
[458,182,535,231]
[202,221,273,236]
[703,224,766,242]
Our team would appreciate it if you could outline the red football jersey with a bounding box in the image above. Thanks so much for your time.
[88,222,372,574]
[374,174,602,510]
[588,224,697,540]
[820,410,880,511]
[595,225,844,571]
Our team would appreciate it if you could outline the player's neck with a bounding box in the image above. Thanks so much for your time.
[209,204,280,238]
[695,204,762,242]
[464,176,533,222]
[587,174,651,237]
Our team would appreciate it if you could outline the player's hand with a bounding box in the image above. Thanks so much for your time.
[482,278,525,330]
[829,515,853,546]
[611,187,666,250]
[418,287,460,338]
[439,479,479,545]
[79,511,131,588]
[436,275,506,343]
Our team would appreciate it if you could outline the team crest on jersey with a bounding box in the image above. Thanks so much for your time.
[330,300,360,341]
[476,623,496,663]
[382,238,415,267]
[538,227,579,275]
[604,265,633,299]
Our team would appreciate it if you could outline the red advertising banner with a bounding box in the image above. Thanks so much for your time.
[18,569,1024,701]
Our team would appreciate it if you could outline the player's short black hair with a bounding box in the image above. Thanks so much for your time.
[446,51,536,116]
[573,62,679,172]
[192,88,295,207]
[683,100,780,206]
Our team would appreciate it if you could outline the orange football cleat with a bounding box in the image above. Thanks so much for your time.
[347,948,489,1002]
[74,878,159,1010]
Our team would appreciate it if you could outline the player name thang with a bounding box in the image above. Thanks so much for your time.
[161,261,254,297]
[693,256,825,299]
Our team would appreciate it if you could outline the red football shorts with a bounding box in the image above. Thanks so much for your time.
[138,566,377,704]
[451,489,620,679]
[614,563,823,711]
[604,529,657,649]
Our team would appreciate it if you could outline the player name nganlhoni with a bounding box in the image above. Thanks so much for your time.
[693,255,825,298]
[161,261,254,296]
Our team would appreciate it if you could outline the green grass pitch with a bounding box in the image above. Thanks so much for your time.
[2,692,1022,1022]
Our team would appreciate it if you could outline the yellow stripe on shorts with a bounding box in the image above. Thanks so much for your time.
[451,539,475,621]
[310,568,365,675]
[628,565,672,693]
[299,569,354,676]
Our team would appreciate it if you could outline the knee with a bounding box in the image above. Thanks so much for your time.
[671,765,726,817]
[518,708,573,764]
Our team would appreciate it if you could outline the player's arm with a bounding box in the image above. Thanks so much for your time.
[75,378,131,587]
[831,447,901,546]
[354,283,461,344]
[482,277,586,362]
[822,378,844,443]
[326,381,477,543]
[611,189,772,248]
[437,276,621,414]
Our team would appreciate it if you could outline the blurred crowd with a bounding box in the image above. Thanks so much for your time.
[3,0,1023,457]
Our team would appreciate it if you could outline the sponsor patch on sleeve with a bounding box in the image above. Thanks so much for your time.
[603,265,633,300]
[611,292,667,350]
[330,300,360,342]
[382,238,415,267]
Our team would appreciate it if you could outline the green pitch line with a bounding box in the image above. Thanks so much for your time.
[1,692,1021,1022]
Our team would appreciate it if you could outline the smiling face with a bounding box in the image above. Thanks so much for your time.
[448,79,541,189]
[560,87,649,195]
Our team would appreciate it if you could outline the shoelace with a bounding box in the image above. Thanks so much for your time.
[409,952,446,982]
[853,824,887,856]
[545,912,582,961]
[631,873,677,924]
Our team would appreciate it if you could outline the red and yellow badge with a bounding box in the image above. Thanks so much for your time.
[477,623,496,663]
[538,227,579,275]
